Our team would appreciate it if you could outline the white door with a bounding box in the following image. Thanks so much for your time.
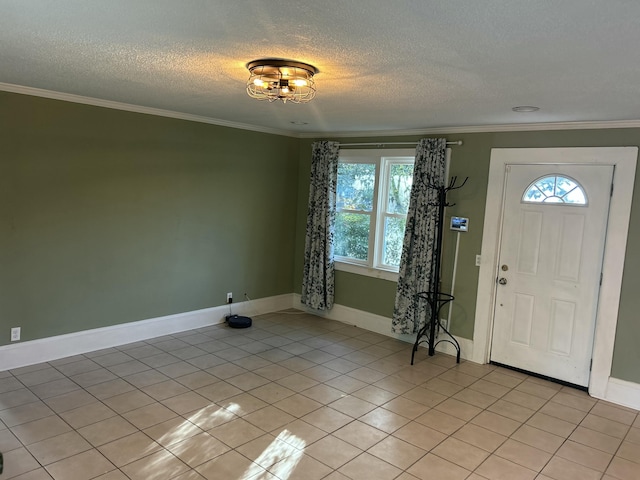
[491,164,613,386]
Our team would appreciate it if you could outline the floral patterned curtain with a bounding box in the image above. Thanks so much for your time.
[392,138,447,333]
[301,140,340,311]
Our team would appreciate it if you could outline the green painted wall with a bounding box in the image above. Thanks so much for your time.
[3,89,640,384]
[0,92,299,346]
[294,130,640,383]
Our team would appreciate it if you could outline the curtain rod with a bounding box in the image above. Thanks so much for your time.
[338,140,462,147]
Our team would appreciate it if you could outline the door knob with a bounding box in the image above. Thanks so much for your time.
[498,277,507,285]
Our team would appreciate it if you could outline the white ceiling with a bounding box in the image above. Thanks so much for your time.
[2,1,640,136]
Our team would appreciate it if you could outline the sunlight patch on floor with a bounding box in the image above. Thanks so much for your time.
[243,430,306,479]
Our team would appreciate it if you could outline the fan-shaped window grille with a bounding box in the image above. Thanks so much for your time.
[522,175,587,205]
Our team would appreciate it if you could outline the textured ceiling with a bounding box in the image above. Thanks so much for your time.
[2,1,640,136]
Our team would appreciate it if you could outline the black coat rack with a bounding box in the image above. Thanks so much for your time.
[411,175,468,365]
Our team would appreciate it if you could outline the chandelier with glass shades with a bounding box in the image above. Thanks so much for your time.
[246,59,318,104]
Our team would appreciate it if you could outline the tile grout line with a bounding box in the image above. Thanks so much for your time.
[1,312,640,480]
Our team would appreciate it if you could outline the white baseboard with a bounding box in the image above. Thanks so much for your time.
[291,298,640,410]
[601,377,640,411]
[0,294,294,371]
[6,294,640,410]
[4,291,639,412]
[293,295,473,361]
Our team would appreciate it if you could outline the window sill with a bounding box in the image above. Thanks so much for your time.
[335,261,399,282]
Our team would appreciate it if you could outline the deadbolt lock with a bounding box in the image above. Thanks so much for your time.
[501,264,509,271]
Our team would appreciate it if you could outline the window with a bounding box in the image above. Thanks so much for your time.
[522,175,587,205]
[335,149,414,279]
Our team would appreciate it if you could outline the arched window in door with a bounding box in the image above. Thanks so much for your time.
[522,175,587,205]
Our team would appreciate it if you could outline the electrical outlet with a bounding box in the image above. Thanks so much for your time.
[11,327,20,342]
[227,292,233,304]
[475,255,481,267]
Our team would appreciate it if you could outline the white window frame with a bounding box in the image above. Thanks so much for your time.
[335,149,415,281]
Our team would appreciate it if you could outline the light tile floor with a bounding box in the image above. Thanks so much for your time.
[1,310,639,479]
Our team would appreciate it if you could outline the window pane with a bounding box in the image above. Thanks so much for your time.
[335,212,370,261]
[337,163,376,211]
[387,164,414,214]
[555,176,576,197]
[523,186,545,202]
[537,176,557,196]
[383,217,406,266]
[564,188,586,204]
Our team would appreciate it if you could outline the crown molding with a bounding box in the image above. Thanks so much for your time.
[301,119,640,138]
[0,82,296,138]
[4,82,640,139]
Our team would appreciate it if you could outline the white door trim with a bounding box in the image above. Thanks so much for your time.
[472,147,638,398]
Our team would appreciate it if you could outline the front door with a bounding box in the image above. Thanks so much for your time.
[490,164,613,386]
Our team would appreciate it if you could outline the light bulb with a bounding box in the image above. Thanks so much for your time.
[253,78,265,87]
[292,79,308,87]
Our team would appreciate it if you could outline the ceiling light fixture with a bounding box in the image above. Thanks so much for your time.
[246,59,318,104]
[512,105,540,112]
